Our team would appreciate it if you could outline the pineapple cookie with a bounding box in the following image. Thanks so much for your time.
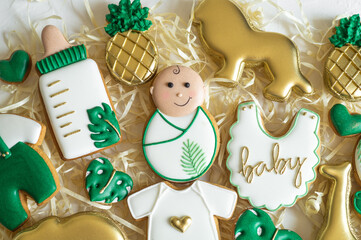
[104,0,158,86]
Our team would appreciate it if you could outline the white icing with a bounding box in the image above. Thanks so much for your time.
[143,107,217,181]
[355,140,361,182]
[39,59,115,160]
[0,114,42,148]
[226,102,320,211]
[127,181,237,240]
[96,158,105,164]
[97,169,103,175]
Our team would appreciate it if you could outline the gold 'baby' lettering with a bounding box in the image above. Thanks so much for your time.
[239,143,307,188]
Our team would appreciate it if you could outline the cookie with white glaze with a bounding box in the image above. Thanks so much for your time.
[143,65,219,182]
[127,181,237,240]
[36,25,121,160]
[227,101,320,211]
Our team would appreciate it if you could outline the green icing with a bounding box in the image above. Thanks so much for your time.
[36,45,87,75]
[330,104,361,136]
[235,208,302,240]
[0,50,31,83]
[87,102,121,148]
[0,141,58,231]
[329,14,361,48]
[85,157,133,204]
[354,191,361,215]
[0,136,11,160]
[105,0,152,37]
[180,139,207,177]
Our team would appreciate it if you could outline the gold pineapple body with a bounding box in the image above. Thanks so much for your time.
[106,31,158,86]
[325,44,361,101]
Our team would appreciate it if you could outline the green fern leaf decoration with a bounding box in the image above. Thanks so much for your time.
[180,139,207,177]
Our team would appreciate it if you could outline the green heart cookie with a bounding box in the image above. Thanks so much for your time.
[0,50,31,83]
[85,157,133,204]
[235,208,302,240]
[330,104,361,136]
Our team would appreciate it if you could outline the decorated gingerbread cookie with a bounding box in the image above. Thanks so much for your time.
[0,114,59,231]
[325,14,361,101]
[193,0,313,102]
[142,65,219,182]
[36,25,121,160]
[105,0,158,86]
[317,163,356,240]
[127,181,237,240]
[85,157,133,204]
[13,212,126,240]
[235,208,302,240]
[227,102,320,211]
[329,104,361,184]
[0,50,31,84]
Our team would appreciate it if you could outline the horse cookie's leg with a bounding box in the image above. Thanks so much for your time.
[215,57,245,83]
[263,40,313,101]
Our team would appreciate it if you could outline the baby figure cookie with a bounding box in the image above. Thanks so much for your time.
[193,0,313,102]
[0,114,59,231]
[127,181,237,240]
[227,102,320,211]
[36,25,121,160]
[13,212,126,240]
[143,65,219,182]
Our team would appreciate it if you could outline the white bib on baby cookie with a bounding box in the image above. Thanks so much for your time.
[127,181,237,240]
[226,102,320,211]
[143,107,217,182]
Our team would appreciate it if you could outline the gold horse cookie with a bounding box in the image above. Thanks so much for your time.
[194,0,313,102]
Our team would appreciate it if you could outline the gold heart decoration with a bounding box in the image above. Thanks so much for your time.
[170,216,192,233]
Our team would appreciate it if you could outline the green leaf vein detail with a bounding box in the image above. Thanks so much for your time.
[180,139,207,177]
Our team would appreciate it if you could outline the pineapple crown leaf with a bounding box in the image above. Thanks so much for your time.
[105,0,152,37]
[329,14,361,48]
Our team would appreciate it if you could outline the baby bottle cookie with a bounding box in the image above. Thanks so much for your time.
[0,114,59,231]
[227,102,320,211]
[36,25,121,160]
[142,65,219,182]
[13,212,127,240]
[127,181,237,240]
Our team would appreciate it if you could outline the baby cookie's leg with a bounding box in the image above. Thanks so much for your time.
[263,39,313,101]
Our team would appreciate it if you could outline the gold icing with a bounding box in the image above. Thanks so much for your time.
[170,216,192,233]
[100,169,117,194]
[56,111,75,119]
[50,88,69,98]
[239,144,307,188]
[324,44,361,101]
[105,119,121,139]
[317,162,356,240]
[47,80,61,87]
[13,212,127,240]
[193,0,313,102]
[105,31,158,86]
[54,102,66,108]
[64,129,81,138]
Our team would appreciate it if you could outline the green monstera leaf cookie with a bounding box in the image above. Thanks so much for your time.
[85,157,133,204]
[235,208,302,240]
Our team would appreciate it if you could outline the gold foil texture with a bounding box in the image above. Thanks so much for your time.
[193,0,313,102]
[325,44,361,101]
[106,31,158,86]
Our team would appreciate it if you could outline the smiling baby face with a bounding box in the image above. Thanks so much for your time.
[150,65,205,117]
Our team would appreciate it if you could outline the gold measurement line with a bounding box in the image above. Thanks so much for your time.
[60,122,72,128]
[50,89,69,98]
[47,80,61,87]
[54,102,66,108]
[56,111,75,119]
[64,129,81,138]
